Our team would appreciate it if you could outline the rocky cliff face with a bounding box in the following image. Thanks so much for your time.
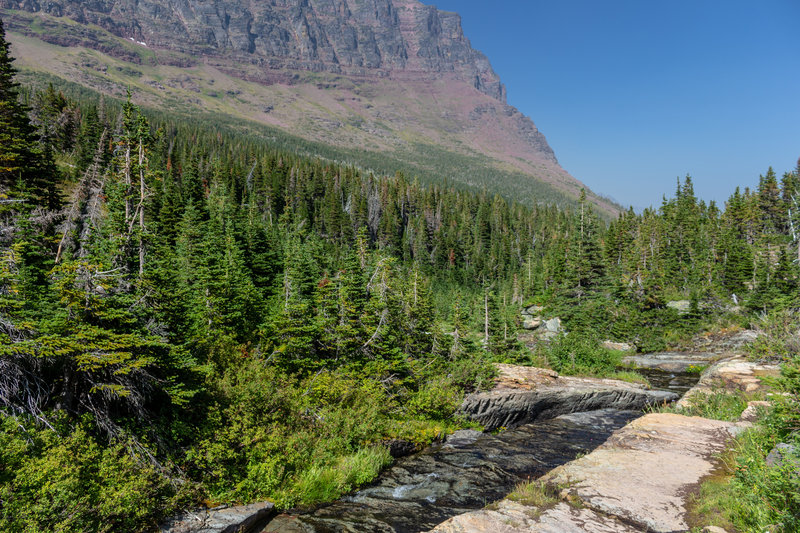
[1,1,621,215]
[1,0,506,101]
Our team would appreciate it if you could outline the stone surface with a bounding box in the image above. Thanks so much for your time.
[459,364,677,431]
[677,357,780,408]
[690,329,759,354]
[739,400,772,423]
[765,442,798,468]
[540,413,735,533]
[601,340,634,352]
[162,501,275,533]
[1,0,507,100]
[522,315,542,330]
[622,351,718,372]
[666,300,692,313]
[522,305,545,316]
[429,500,641,533]
[543,317,562,333]
[261,410,640,533]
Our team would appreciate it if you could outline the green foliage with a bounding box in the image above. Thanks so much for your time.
[0,414,195,533]
[691,425,800,533]
[405,377,464,421]
[662,390,756,422]
[2,23,800,528]
[540,333,625,377]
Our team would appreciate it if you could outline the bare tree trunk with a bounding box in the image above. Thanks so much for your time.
[138,141,145,277]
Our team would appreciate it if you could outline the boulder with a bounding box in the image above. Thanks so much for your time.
[522,316,542,330]
[161,501,275,533]
[522,305,545,316]
[738,401,771,424]
[765,443,799,468]
[543,317,562,333]
[666,300,692,314]
[459,364,677,431]
[540,413,735,533]
[601,340,634,352]
[690,329,759,354]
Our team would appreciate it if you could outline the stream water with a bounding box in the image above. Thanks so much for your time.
[260,367,699,533]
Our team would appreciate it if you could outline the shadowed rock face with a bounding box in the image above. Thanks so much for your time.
[459,365,678,431]
[0,0,506,101]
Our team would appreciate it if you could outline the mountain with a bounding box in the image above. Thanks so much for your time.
[0,0,619,215]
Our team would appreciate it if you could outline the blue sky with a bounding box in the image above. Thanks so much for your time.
[427,0,800,210]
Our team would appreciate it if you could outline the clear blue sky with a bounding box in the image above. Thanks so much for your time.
[427,0,800,210]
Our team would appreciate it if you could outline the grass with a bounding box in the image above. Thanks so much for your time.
[506,480,559,508]
[658,389,761,422]
[688,425,800,532]
[289,447,393,505]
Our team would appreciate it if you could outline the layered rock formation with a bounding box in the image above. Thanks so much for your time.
[1,0,507,101]
[459,364,677,431]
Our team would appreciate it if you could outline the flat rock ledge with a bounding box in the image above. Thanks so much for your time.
[677,357,780,408]
[459,364,677,431]
[430,413,742,533]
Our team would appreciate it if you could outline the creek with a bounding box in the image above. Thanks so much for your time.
[260,366,700,533]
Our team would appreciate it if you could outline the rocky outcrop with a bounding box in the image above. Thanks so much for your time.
[622,351,720,372]
[459,364,676,431]
[430,413,741,533]
[161,501,275,533]
[540,414,735,532]
[676,357,780,408]
[429,500,641,533]
[0,0,507,101]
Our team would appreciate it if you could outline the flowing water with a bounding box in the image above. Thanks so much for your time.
[260,365,700,533]
[261,409,640,532]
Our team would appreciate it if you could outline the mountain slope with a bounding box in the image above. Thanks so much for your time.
[0,1,620,215]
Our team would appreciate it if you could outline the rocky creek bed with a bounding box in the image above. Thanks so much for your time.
[165,330,781,533]
[251,367,681,533]
[261,409,643,532]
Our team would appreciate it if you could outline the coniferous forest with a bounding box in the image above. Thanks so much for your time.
[1,19,799,531]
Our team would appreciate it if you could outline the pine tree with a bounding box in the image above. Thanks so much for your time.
[0,19,59,208]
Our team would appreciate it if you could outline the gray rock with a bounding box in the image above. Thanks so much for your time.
[666,300,692,313]
[521,315,542,330]
[522,305,545,316]
[765,443,798,468]
[1,0,508,101]
[543,317,562,333]
[601,340,634,352]
[460,365,677,431]
[442,429,483,449]
[161,501,275,533]
[622,351,717,372]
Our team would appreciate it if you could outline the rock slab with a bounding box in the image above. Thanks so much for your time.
[430,500,641,533]
[162,502,275,533]
[541,413,734,532]
[460,365,677,431]
[677,357,780,408]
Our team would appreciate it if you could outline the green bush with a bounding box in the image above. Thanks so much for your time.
[406,378,464,421]
[0,414,192,533]
[541,333,624,377]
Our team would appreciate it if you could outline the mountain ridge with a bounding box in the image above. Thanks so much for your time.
[1,0,620,215]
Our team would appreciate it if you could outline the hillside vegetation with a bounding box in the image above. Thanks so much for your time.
[1,19,799,531]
